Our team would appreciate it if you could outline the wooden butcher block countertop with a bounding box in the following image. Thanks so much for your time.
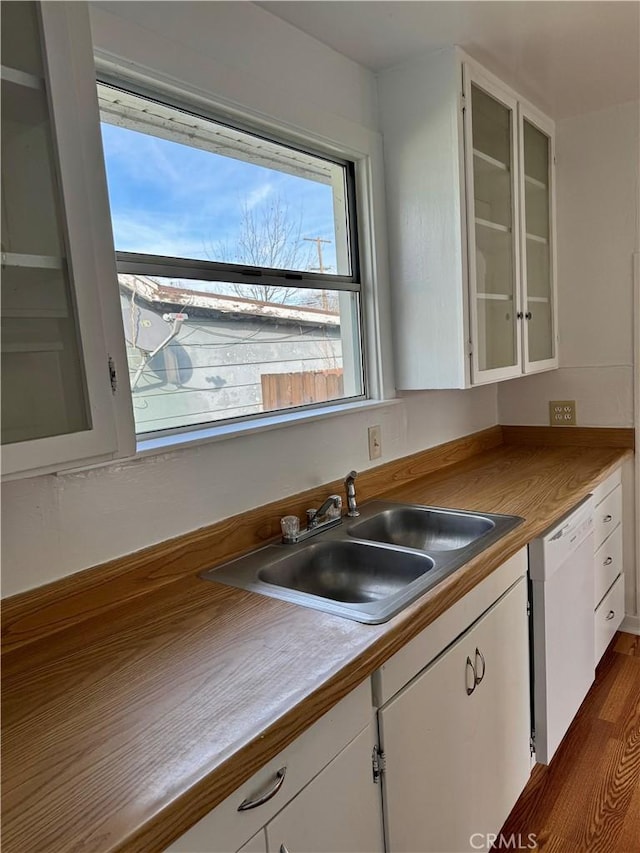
[1,429,633,853]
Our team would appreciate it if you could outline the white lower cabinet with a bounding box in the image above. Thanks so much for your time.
[165,681,381,853]
[265,721,384,853]
[593,469,625,666]
[378,574,531,853]
[168,553,531,853]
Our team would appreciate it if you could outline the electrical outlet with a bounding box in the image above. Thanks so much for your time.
[368,425,382,460]
[549,400,577,426]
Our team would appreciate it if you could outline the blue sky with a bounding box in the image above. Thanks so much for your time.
[100,122,339,273]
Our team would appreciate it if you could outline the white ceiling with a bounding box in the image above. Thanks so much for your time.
[257,1,640,119]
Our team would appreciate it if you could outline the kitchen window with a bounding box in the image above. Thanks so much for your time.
[97,82,365,439]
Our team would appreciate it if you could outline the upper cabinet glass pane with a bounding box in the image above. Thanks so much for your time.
[470,82,518,373]
[0,1,44,77]
[523,121,550,240]
[1,75,64,258]
[522,118,554,363]
[523,121,549,185]
[1,1,90,444]
[471,85,511,170]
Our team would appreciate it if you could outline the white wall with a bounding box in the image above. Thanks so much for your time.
[0,2,499,598]
[499,98,640,622]
[499,99,639,428]
[2,389,497,598]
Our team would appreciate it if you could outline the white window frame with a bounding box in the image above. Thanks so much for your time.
[97,74,375,445]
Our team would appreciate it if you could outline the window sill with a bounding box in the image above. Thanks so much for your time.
[135,398,400,459]
[53,399,398,478]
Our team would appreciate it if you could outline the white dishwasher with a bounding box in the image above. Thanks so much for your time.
[529,495,595,765]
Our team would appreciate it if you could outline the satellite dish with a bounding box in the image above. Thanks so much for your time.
[122,297,176,351]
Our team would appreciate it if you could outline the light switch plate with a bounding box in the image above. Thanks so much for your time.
[549,400,577,426]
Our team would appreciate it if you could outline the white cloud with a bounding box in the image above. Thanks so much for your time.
[244,182,274,210]
[111,214,208,259]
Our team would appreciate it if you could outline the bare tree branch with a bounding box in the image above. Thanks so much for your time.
[214,195,317,304]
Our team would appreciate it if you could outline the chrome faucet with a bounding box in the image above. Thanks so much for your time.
[345,470,360,517]
[280,494,343,544]
[307,495,342,529]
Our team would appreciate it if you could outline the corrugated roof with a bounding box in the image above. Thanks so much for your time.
[119,274,340,327]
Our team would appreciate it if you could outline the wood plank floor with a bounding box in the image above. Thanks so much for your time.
[496,632,640,852]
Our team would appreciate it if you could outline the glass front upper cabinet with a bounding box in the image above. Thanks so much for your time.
[1,1,91,445]
[520,111,556,370]
[1,2,133,477]
[466,72,521,383]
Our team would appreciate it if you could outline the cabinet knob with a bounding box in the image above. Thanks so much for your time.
[280,846,291,853]
[525,311,533,320]
[606,610,616,621]
[466,656,477,695]
[516,311,524,320]
[603,514,613,523]
[474,647,486,685]
[604,556,613,566]
[237,767,287,811]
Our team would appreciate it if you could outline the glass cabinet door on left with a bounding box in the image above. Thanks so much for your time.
[1,2,90,445]
[1,2,133,478]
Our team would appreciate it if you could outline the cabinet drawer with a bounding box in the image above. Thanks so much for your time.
[591,469,621,508]
[593,484,622,550]
[594,574,625,666]
[166,680,373,853]
[594,526,623,608]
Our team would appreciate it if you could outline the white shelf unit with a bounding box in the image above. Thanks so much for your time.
[526,232,549,245]
[475,217,511,233]
[473,148,508,172]
[525,173,547,191]
[0,64,43,90]
[2,252,64,269]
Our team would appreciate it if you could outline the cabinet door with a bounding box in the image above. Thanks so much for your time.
[265,722,384,853]
[1,2,134,477]
[379,577,531,853]
[519,104,558,373]
[464,65,522,385]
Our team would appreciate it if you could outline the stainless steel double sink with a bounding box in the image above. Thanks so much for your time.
[201,501,523,624]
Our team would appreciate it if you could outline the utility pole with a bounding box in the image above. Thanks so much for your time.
[304,236,332,311]
[304,235,332,273]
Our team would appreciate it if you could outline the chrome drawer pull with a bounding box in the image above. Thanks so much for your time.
[474,647,486,685]
[606,610,616,621]
[603,514,613,523]
[237,767,287,811]
[604,556,613,566]
[466,656,477,695]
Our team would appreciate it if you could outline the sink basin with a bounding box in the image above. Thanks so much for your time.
[258,540,434,603]
[347,505,495,551]
[201,501,523,624]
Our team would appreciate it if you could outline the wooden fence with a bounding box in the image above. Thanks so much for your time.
[261,369,344,410]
